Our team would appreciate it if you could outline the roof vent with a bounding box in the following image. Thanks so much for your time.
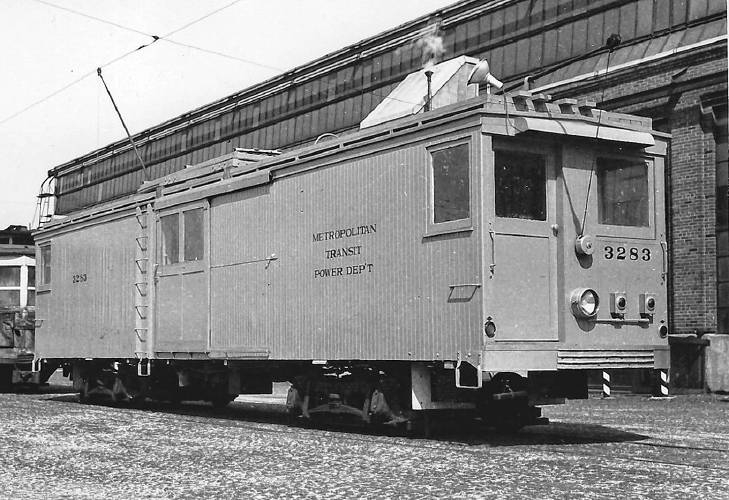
[360,55,499,129]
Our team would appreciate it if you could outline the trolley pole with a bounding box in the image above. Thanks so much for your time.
[97,67,148,182]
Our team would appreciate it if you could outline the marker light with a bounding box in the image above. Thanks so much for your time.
[610,292,627,317]
[570,288,600,319]
[640,293,656,317]
[484,318,497,338]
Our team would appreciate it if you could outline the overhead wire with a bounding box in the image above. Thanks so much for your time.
[579,46,617,237]
[0,0,256,126]
[29,0,152,38]
[29,0,422,107]
[159,0,244,39]
[161,38,283,72]
[5,0,427,128]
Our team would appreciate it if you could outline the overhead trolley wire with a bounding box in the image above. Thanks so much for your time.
[0,41,152,127]
[159,0,244,39]
[32,0,283,73]
[29,0,153,38]
[0,0,257,126]
[4,0,426,127]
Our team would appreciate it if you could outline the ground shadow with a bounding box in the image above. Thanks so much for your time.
[6,383,77,395]
[41,393,648,447]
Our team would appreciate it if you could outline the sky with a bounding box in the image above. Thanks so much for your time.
[0,0,457,229]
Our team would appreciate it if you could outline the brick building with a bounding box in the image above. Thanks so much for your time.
[47,0,728,387]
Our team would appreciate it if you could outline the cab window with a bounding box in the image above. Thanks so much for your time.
[431,143,470,223]
[495,150,546,220]
[597,158,649,227]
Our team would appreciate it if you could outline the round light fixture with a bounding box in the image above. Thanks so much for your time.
[570,288,600,319]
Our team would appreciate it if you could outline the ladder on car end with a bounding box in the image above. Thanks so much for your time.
[133,205,153,375]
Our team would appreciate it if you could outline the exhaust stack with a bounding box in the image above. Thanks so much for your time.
[424,70,434,112]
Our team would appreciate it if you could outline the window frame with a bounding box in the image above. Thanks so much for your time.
[493,148,548,222]
[157,201,208,274]
[0,257,35,307]
[491,137,556,234]
[37,243,51,292]
[425,136,476,237]
[596,157,650,228]
[594,153,655,241]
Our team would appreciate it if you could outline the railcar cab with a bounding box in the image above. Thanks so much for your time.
[478,113,669,373]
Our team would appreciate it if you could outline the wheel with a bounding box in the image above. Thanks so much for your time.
[210,395,235,409]
[78,377,91,404]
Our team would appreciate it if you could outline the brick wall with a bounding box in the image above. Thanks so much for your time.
[669,89,718,335]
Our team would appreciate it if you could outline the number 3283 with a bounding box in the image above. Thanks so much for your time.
[604,246,651,261]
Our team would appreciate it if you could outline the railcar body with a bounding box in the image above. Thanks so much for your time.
[0,231,40,389]
[34,60,669,428]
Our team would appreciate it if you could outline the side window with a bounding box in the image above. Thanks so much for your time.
[0,266,21,307]
[160,207,205,265]
[27,266,35,306]
[431,143,470,224]
[0,266,20,287]
[39,244,51,285]
[597,158,649,227]
[160,213,180,265]
[183,209,204,262]
[495,150,546,220]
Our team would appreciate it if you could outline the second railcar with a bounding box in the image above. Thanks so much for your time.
[34,60,669,428]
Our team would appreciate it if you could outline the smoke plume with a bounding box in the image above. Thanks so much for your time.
[416,20,444,69]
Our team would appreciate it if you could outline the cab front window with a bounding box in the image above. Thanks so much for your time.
[597,158,649,227]
[495,150,546,221]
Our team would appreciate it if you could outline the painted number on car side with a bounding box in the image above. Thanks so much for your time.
[72,273,87,283]
[604,246,651,261]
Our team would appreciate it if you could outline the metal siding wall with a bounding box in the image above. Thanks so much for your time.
[209,133,483,361]
[36,216,137,359]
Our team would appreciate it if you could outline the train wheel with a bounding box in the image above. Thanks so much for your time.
[78,377,91,404]
[210,394,235,409]
[110,377,128,404]
[481,372,532,432]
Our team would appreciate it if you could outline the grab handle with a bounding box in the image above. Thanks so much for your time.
[488,222,496,278]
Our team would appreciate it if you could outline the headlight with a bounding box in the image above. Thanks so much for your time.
[570,288,599,319]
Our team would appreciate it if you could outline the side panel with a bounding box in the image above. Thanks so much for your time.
[36,216,137,358]
[209,132,484,361]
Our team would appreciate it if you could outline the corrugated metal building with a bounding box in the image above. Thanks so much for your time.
[45,0,728,387]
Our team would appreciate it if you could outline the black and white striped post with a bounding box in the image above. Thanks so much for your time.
[658,369,669,397]
[602,370,611,398]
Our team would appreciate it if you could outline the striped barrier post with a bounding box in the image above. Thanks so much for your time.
[659,369,669,397]
[602,370,611,398]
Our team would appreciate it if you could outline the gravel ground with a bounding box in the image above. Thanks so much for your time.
[0,383,727,499]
